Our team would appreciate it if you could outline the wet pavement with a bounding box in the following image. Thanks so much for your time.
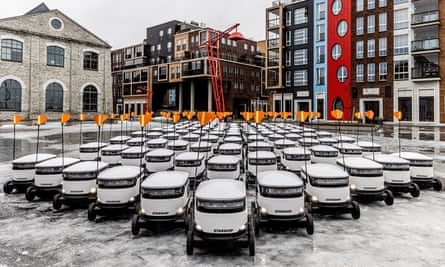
[0,121,444,267]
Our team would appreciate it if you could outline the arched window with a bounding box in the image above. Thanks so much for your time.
[1,39,23,62]
[47,46,64,67]
[333,97,344,111]
[45,82,63,112]
[0,79,21,111]
[83,51,98,71]
[83,85,97,112]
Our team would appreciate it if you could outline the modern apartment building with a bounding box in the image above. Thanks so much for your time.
[112,20,265,116]
[0,3,112,120]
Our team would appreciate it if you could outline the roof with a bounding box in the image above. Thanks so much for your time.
[142,171,189,189]
[35,157,80,168]
[98,166,142,180]
[13,153,56,164]
[336,157,383,169]
[196,180,245,200]
[146,149,174,157]
[366,154,410,165]
[257,170,303,187]
[305,164,348,179]
[64,161,108,173]
[25,3,50,15]
[391,152,432,161]
[208,155,239,165]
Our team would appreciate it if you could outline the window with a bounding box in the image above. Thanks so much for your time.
[337,21,348,37]
[332,0,342,15]
[285,71,292,86]
[316,25,325,41]
[394,34,408,55]
[356,17,364,35]
[286,31,292,46]
[357,64,364,82]
[50,18,63,30]
[394,9,409,30]
[337,66,348,82]
[157,44,161,51]
[368,0,375,9]
[47,46,64,67]
[294,49,308,65]
[379,13,387,32]
[379,38,387,56]
[332,44,342,60]
[45,82,63,112]
[394,60,409,80]
[294,70,308,86]
[357,0,364,11]
[333,97,344,111]
[167,27,172,35]
[285,50,292,66]
[419,97,434,122]
[167,42,172,53]
[367,63,375,81]
[294,8,308,25]
[316,3,326,20]
[379,62,387,81]
[394,0,407,4]
[82,85,97,112]
[1,39,23,62]
[286,10,292,26]
[316,68,325,85]
[0,79,21,111]
[294,28,308,45]
[356,41,364,59]
[367,39,375,58]
[135,46,142,57]
[398,97,412,121]
[83,51,98,71]
[316,46,325,63]
[379,0,387,7]
[368,15,375,34]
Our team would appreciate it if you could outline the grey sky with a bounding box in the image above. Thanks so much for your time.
[0,0,271,49]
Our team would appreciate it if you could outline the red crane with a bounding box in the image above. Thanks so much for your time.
[200,24,244,113]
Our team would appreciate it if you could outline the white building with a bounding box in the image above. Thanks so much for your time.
[0,3,112,120]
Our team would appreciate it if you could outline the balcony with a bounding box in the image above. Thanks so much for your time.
[411,65,440,80]
[411,10,439,26]
[411,38,440,53]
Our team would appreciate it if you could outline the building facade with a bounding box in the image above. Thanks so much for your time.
[111,20,266,116]
[0,3,112,120]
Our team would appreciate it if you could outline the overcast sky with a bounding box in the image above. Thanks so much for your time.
[0,0,272,49]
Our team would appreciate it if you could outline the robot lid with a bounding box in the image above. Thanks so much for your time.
[202,135,219,142]
[64,161,109,173]
[318,137,338,144]
[317,131,334,138]
[147,138,168,145]
[311,144,338,152]
[142,171,189,189]
[12,153,56,164]
[356,141,381,149]
[282,147,310,156]
[303,163,348,179]
[248,151,276,159]
[146,148,175,157]
[257,170,303,188]
[298,138,320,145]
[391,152,432,161]
[167,140,188,147]
[127,137,145,144]
[366,154,410,165]
[35,157,80,168]
[101,144,129,152]
[190,141,212,149]
[80,142,108,149]
[130,131,145,137]
[208,155,239,165]
[336,157,383,170]
[122,146,149,154]
[302,132,317,138]
[337,135,355,143]
[175,151,205,161]
[224,136,242,142]
[146,132,163,138]
[333,143,362,151]
[285,133,302,139]
[248,141,272,148]
[109,135,131,142]
[219,143,242,150]
[97,165,142,180]
[149,127,163,132]
[274,139,297,146]
[196,180,245,201]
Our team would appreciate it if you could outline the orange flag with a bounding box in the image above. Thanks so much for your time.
[254,111,265,124]
[365,110,375,120]
[331,109,344,120]
[295,111,308,123]
[354,112,362,120]
[79,113,86,121]
[394,111,402,120]
[12,115,23,125]
[138,113,152,128]
[60,113,71,124]
[316,112,321,119]
[197,112,213,126]
[94,114,108,127]
[173,112,181,123]
[36,115,48,126]
[111,113,117,119]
